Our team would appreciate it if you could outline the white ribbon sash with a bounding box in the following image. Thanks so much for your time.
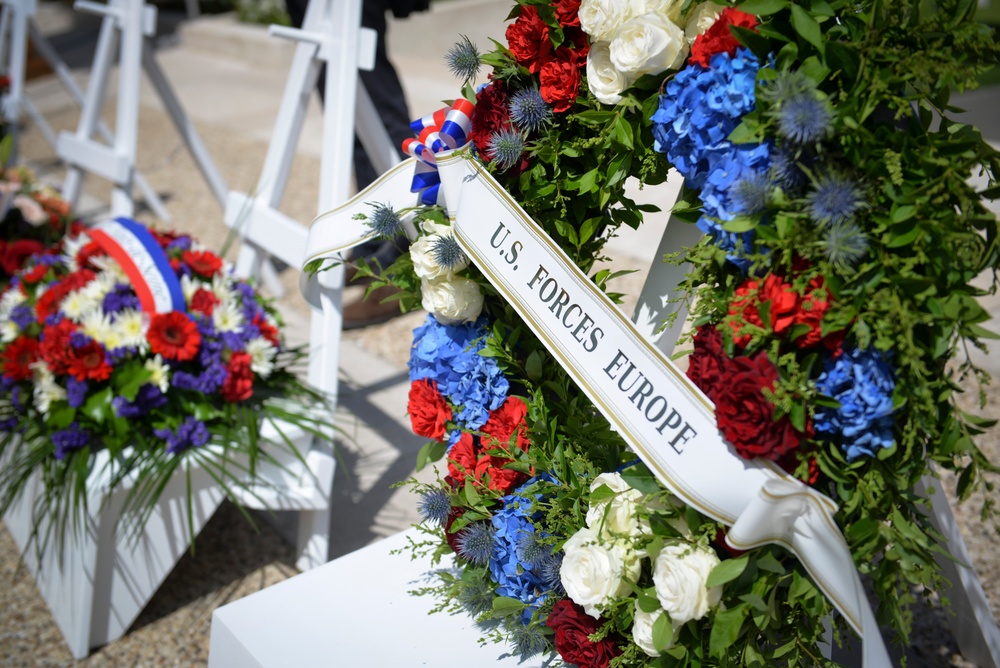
[303,152,890,666]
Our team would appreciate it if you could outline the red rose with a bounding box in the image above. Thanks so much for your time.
[505,4,550,73]
[182,249,223,278]
[66,339,113,382]
[190,287,221,316]
[686,325,729,403]
[221,351,254,402]
[148,311,202,361]
[539,46,582,113]
[689,7,758,68]
[2,335,40,381]
[0,239,45,276]
[554,0,581,27]
[713,351,805,461]
[447,431,478,483]
[469,80,512,163]
[546,600,621,668]
[407,379,452,441]
[480,396,530,453]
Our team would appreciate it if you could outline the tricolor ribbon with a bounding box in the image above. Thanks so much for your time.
[401,97,475,206]
[85,217,185,314]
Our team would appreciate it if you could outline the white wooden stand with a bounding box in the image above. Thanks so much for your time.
[632,215,1000,667]
[0,0,170,219]
[54,0,227,219]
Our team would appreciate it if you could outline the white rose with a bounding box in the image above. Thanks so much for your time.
[410,233,468,281]
[684,1,726,42]
[632,603,672,656]
[631,0,685,25]
[609,13,688,78]
[418,219,451,237]
[421,276,483,325]
[586,472,646,538]
[560,525,642,618]
[652,542,722,627]
[579,0,635,42]
[586,41,631,106]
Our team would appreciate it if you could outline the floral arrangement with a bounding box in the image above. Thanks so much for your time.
[316,0,999,665]
[0,160,76,286]
[0,220,330,548]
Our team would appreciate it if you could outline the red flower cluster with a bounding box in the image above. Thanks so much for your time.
[66,338,113,382]
[148,311,202,362]
[547,600,621,668]
[727,273,834,349]
[1,335,40,381]
[38,320,77,374]
[182,249,223,278]
[190,288,221,316]
[504,2,588,113]
[469,80,513,163]
[689,7,758,68]
[221,351,254,402]
[407,379,452,441]
[446,396,531,494]
[34,268,96,323]
[688,327,810,461]
[0,239,45,277]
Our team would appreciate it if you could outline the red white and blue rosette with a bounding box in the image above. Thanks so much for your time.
[401,97,475,207]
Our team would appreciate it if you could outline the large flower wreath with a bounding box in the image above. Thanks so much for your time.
[0,221,331,550]
[332,0,998,664]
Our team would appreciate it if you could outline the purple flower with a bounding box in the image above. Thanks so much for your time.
[102,283,140,313]
[113,384,168,418]
[52,422,92,460]
[66,377,89,408]
[10,304,33,329]
[154,417,210,455]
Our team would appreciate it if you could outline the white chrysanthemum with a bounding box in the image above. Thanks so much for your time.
[212,299,245,333]
[79,270,117,305]
[60,289,99,322]
[0,286,26,314]
[89,254,129,282]
[61,235,87,272]
[114,308,148,350]
[81,310,116,347]
[144,354,170,393]
[1,321,21,343]
[180,273,202,302]
[245,336,276,378]
[211,274,235,304]
[31,361,66,417]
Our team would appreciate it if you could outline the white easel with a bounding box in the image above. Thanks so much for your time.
[632,217,1000,667]
[0,0,170,220]
[221,0,399,569]
[54,0,227,220]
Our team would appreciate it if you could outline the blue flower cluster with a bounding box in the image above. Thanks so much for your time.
[408,314,508,430]
[651,48,771,271]
[489,480,561,623]
[814,346,896,461]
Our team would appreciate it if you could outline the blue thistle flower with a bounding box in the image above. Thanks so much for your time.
[728,170,773,215]
[457,574,494,618]
[366,202,403,240]
[821,221,870,270]
[506,620,548,659]
[417,488,452,526]
[446,34,481,82]
[486,128,525,172]
[759,69,812,106]
[509,88,551,134]
[429,234,467,273]
[537,553,565,595]
[514,529,551,568]
[806,172,866,226]
[456,522,496,565]
[770,147,808,193]
[777,93,833,144]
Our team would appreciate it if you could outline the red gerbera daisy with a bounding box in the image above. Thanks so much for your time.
[148,312,201,361]
[2,335,40,381]
[67,340,113,382]
[182,249,223,278]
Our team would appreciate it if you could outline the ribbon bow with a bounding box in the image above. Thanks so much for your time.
[401,97,475,207]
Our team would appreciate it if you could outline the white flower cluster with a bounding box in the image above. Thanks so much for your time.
[560,471,723,656]
[410,219,483,325]
[581,0,725,105]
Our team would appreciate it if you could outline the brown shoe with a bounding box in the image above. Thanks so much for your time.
[342,284,404,329]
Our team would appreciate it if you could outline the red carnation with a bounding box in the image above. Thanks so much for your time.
[252,313,281,346]
[75,240,106,270]
[554,0,581,27]
[221,351,254,402]
[505,4,551,73]
[728,273,798,347]
[21,263,50,284]
[182,249,223,278]
[2,335,40,381]
[148,311,201,361]
[66,339,113,382]
[190,288,221,316]
[539,46,583,113]
[39,320,77,374]
[0,239,45,276]
[547,600,621,668]
[469,80,512,163]
[713,350,806,461]
[447,431,478,484]
[35,268,96,323]
[474,453,528,494]
[689,7,758,68]
[480,396,530,453]
[408,379,452,441]
[686,325,729,403]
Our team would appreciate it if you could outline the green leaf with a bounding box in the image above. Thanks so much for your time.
[891,205,916,223]
[525,350,543,382]
[706,554,749,587]
[825,41,859,82]
[620,463,663,495]
[638,587,662,614]
[81,387,114,425]
[492,596,525,617]
[709,604,748,657]
[722,216,757,233]
[790,4,824,53]
[416,439,447,471]
[464,476,481,507]
[730,26,773,63]
[652,610,675,652]
[737,0,788,15]
[48,405,76,430]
